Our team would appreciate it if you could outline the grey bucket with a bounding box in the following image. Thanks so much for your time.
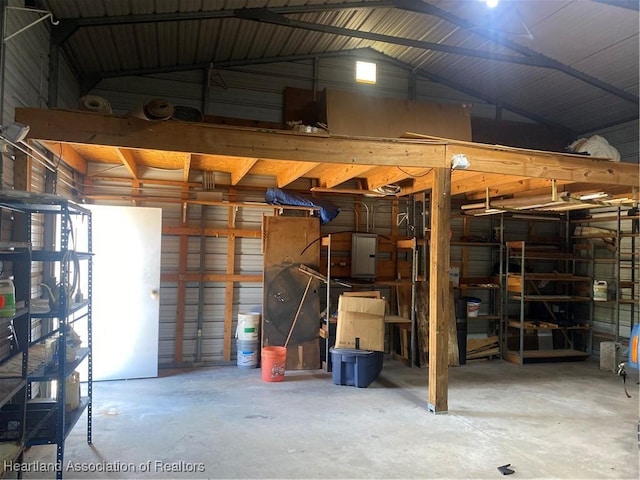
[237,339,259,369]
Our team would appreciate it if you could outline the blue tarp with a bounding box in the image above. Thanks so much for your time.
[265,188,340,224]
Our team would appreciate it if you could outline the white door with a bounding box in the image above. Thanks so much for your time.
[88,205,162,381]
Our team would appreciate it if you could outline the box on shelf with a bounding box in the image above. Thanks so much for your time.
[334,295,385,352]
[330,348,384,388]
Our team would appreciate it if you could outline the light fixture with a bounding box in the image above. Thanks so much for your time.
[451,154,470,170]
[0,122,30,143]
[485,0,499,8]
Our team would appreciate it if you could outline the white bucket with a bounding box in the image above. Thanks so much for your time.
[236,312,260,340]
[237,339,259,369]
[593,281,608,301]
[466,300,481,318]
[0,279,16,317]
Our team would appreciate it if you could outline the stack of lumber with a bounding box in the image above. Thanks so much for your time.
[466,336,500,360]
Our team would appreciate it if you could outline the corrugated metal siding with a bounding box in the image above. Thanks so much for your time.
[587,119,639,164]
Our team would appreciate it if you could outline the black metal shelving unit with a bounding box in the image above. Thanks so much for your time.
[0,242,31,469]
[0,192,93,479]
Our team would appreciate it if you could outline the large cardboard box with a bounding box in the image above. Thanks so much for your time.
[335,296,386,352]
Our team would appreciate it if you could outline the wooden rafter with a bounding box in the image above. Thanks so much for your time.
[307,163,376,188]
[114,148,138,179]
[183,153,191,183]
[275,161,320,188]
[364,166,431,191]
[40,141,88,175]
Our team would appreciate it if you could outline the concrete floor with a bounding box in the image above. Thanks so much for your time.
[20,357,640,479]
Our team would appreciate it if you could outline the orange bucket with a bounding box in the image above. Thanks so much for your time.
[261,346,287,382]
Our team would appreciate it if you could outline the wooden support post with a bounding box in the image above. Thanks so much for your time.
[223,190,237,362]
[428,167,451,414]
[174,185,189,363]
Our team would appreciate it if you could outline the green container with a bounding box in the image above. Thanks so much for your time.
[0,279,16,317]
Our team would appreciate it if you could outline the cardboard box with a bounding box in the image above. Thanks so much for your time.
[335,296,386,352]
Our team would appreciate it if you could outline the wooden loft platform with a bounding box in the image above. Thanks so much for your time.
[14,108,639,206]
[12,107,638,414]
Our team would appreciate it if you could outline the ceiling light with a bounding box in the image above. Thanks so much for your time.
[485,0,499,8]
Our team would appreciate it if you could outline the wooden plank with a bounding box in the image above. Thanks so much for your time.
[163,226,261,238]
[428,167,451,413]
[160,273,262,282]
[462,176,572,200]
[466,347,500,359]
[17,108,449,169]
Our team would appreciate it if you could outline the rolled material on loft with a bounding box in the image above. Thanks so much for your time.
[171,105,203,122]
[78,95,112,114]
[131,98,175,120]
[567,134,620,162]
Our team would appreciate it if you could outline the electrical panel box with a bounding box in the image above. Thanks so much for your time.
[351,233,377,279]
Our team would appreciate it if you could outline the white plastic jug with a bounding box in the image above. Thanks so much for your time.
[0,279,16,317]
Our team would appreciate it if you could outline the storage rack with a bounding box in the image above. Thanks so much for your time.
[0,192,92,479]
[0,242,31,468]
[319,233,418,371]
[504,241,592,364]
[452,213,504,360]
[571,207,639,343]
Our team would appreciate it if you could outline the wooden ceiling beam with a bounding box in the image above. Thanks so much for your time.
[40,141,88,175]
[400,169,435,196]
[276,161,319,188]
[364,166,431,191]
[444,144,638,187]
[230,158,259,185]
[308,163,376,188]
[16,108,448,169]
[114,148,139,179]
[463,178,573,200]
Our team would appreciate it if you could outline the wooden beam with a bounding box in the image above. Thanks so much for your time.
[183,153,191,183]
[163,226,261,238]
[364,166,431,191]
[445,144,638,186]
[193,154,260,185]
[17,108,448,168]
[458,173,568,200]
[309,163,376,188]
[400,170,435,195]
[161,273,262,282]
[174,185,189,364]
[40,141,88,175]
[276,161,320,188]
[114,148,139,179]
[231,158,259,185]
[428,167,451,414]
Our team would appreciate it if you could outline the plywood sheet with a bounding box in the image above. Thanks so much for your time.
[324,89,472,141]
[263,216,321,370]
